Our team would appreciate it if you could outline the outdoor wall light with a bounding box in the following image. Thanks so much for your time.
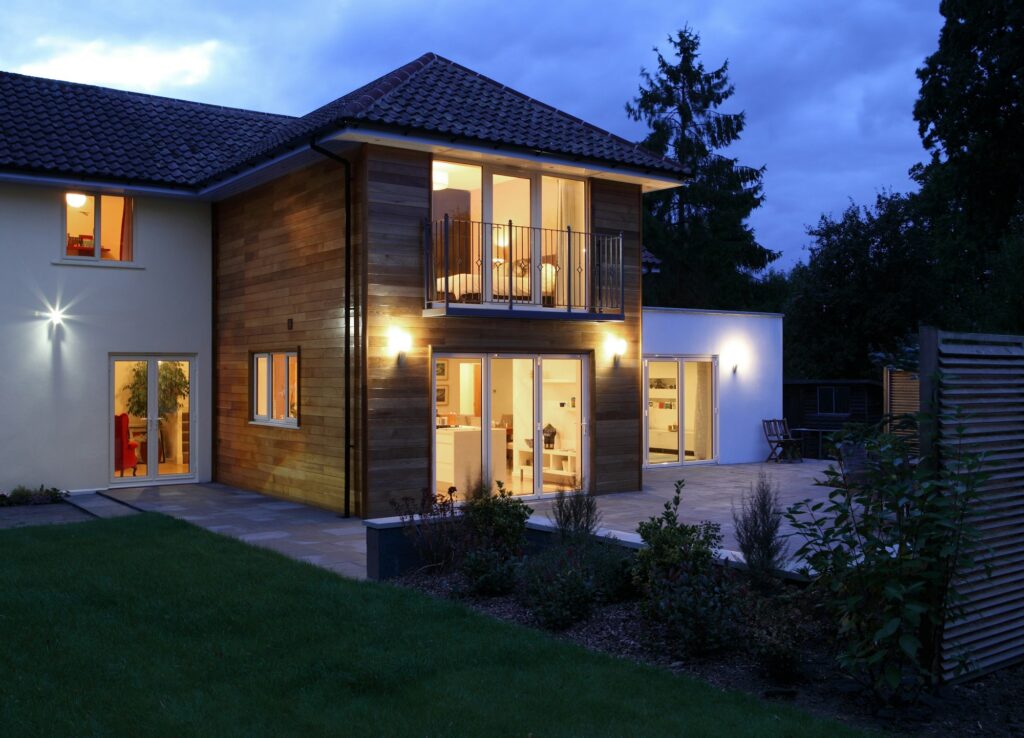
[606,335,627,366]
[721,339,750,377]
[387,325,412,362]
[47,307,65,326]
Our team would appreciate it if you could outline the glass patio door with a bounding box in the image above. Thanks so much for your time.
[111,356,193,482]
[434,353,587,498]
[645,357,717,466]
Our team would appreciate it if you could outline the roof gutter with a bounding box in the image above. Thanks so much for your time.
[309,142,354,519]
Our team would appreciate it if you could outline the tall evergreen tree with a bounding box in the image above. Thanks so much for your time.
[627,27,777,309]
[912,0,1024,332]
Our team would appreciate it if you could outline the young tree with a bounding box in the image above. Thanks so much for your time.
[627,27,778,309]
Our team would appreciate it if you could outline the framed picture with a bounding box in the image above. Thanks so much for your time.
[435,359,448,379]
[436,384,449,406]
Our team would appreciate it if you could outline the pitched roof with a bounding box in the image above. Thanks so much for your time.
[0,71,295,188]
[0,53,684,190]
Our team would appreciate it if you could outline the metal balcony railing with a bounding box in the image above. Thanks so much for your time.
[424,217,624,317]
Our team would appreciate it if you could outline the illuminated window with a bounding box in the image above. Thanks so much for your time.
[64,192,133,262]
[253,351,299,427]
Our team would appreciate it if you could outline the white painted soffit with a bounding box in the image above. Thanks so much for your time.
[327,128,685,193]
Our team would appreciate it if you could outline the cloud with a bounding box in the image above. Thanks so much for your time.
[16,38,223,93]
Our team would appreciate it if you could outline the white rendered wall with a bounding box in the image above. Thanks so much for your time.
[0,183,212,492]
[642,307,783,464]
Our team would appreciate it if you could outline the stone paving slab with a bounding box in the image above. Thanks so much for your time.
[532,460,833,553]
[65,492,140,519]
[104,483,367,579]
[0,502,92,529]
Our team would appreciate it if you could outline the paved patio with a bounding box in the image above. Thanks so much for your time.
[96,461,833,581]
[104,484,366,579]
[0,502,92,529]
[533,460,833,555]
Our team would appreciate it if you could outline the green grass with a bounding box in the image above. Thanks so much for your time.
[0,515,866,737]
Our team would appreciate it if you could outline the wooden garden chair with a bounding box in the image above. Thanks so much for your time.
[763,419,802,462]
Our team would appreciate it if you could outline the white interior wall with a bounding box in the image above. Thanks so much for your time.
[0,183,212,492]
[642,307,783,464]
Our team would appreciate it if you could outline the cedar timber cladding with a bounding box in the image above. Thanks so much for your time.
[214,159,355,513]
[918,328,1024,680]
[361,145,643,518]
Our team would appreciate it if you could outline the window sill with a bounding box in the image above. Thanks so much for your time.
[52,259,144,270]
[249,420,300,430]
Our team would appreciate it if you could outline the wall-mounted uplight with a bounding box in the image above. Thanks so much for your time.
[65,192,87,208]
[721,339,750,377]
[605,335,627,366]
[387,325,412,363]
[47,307,65,326]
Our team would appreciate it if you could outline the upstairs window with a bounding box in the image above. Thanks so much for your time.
[817,385,851,415]
[65,192,133,262]
[253,351,299,427]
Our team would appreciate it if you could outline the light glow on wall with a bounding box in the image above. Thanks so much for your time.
[721,338,751,375]
[605,335,627,365]
[387,325,412,360]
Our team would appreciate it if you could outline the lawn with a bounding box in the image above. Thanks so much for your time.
[0,515,867,737]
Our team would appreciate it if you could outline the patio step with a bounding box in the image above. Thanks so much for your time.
[65,492,140,520]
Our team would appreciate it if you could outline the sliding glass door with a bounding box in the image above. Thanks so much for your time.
[644,357,716,466]
[434,354,587,498]
[111,356,194,482]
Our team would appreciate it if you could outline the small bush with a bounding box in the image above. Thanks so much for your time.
[649,565,739,657]
[742,597,803,683]
[391,487,462,572]
[633,480,722,592]
[460,482,532,595]
[0,485,65,507]
[586,541,637,604]
[549,490,602,543]
[518,544,596,629]
[732,472,788,583]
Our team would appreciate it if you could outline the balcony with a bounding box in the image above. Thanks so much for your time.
[423,217,624,320]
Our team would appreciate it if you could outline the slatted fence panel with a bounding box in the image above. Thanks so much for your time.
[923,328,1024,679]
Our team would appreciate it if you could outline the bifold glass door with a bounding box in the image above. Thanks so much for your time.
[645,358,716,466]
[112,357,193,481]
[433,354,586,497]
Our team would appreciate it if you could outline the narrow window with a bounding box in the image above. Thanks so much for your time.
[64,192,133,262]
[253,351,299,427]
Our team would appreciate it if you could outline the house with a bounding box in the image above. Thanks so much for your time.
[0,52,780,518]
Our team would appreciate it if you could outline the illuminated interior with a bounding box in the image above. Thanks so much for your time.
[435,354,585,497]
[65,192,133,261]
[253,352,299,426]
[646,359,715,464]
[112,359,191,479]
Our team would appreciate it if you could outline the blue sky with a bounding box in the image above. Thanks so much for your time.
[1,0,943,269]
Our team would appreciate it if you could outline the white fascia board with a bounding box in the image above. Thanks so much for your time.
[0,171,195,198]
[327,128,685,192]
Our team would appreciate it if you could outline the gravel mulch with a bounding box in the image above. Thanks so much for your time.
[397,570,1024,737]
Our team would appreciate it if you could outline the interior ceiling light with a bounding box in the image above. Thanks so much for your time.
[65,192,87,208]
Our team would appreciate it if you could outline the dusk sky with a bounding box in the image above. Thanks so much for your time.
[1,0,943,269]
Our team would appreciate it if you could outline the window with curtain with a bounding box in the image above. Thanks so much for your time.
[252,351,299,427]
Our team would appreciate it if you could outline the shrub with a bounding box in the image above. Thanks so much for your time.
[785,415,985,703]
[390,486,462,573]
[742,595,804,683]
[732,472,788,584]
[632,480,734,655]
[633,480,722,592]
[460,482,532,595]
[0,485,65,507]
[549,490,602,543]
[518,544,596,629]
[587,541,637,604]
[648,565,739,657]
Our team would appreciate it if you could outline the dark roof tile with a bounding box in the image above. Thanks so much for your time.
[0,53,684,189]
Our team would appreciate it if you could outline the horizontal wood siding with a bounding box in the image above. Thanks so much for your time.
[214,160,352,512]
[361,145,642,518]
[921,328,1024,680]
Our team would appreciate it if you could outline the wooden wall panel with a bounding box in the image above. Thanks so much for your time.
[360,146,643,518]
[214,159,354,512]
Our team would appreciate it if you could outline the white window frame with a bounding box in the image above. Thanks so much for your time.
[430,158,590,306]
[252,351,299,428]
[60,191,135,264]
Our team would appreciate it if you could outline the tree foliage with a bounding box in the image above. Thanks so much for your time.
[628,27,778,310]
